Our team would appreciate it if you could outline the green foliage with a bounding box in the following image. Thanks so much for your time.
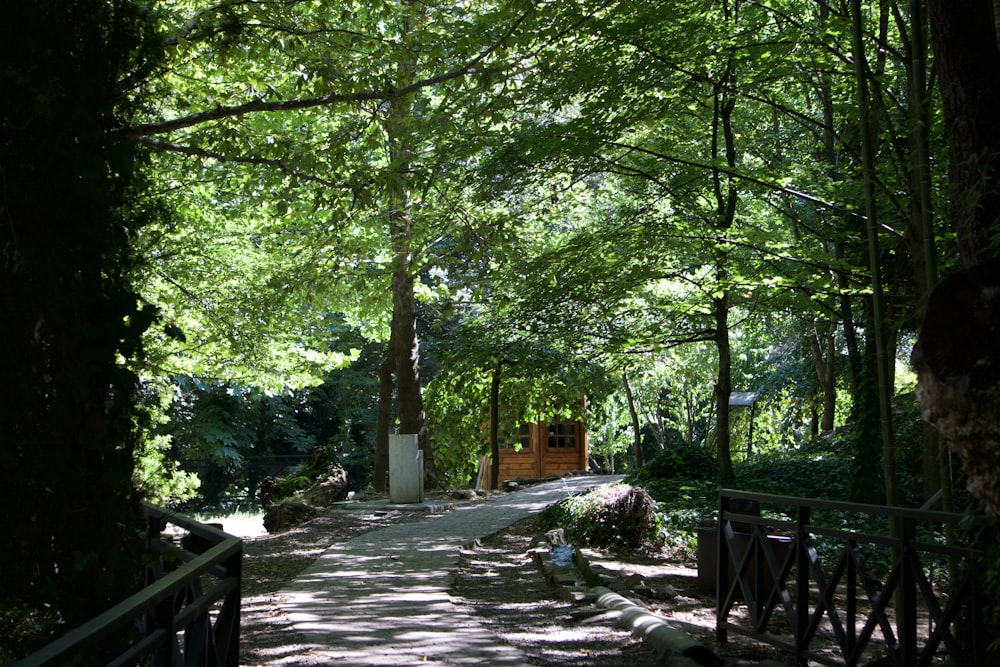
[634,476,719,550]
[157,341,381,508]
[736,448,851,501]
[133,379,201,505]
[133,433,202,506]
[588,391,635,472]
[277,471,316,499]
[537,484,667,552]
[631,442,719,484]
[425,311,616,486]
[424,361,493,488]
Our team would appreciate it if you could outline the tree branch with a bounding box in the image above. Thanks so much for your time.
[115,10,529,139]
[136,136,357,189]
[604,139,909,238]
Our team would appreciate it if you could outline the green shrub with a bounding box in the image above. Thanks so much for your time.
[630,443,718,484]
[736,452,849,500]
[538,484,666,552]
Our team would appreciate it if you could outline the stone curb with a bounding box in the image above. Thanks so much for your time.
[535,542,731,667]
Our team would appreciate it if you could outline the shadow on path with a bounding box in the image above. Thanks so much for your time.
[266,475,622,665]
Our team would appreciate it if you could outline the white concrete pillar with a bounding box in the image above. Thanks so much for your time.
[389,433,424,503]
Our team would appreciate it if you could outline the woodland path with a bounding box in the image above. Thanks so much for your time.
[255,474,627,665]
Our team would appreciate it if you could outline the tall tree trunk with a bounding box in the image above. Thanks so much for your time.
[905,0,946,507]
[623,371,643,469]
[927,0,1000,268]
[389,249,439,487]
[916,1,1000,525]
[851,0,898,508]
[383,2,438,488]
[710,28,738,485]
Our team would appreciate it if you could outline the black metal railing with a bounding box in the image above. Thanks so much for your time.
[715,489,986,667]
[15,504,242,667]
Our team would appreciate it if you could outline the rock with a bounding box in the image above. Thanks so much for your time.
[657,584,679,600]
[263,501,315,533]
[623,572,646,589]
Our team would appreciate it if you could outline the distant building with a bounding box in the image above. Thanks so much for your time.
[486,418,589,486]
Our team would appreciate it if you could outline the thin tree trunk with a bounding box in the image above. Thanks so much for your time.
[489,364,501,490]
[623,371,643,469]
[851,0,898,508]
[685,396,695,445]
[808,321,837,433]
[715,293,735,484]
[836,243,864,395]
[906,0,946,508]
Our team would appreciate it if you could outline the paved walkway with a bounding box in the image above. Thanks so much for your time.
[273,475,622,665]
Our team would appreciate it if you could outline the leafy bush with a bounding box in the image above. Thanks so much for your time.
[630,442,718,484]
[537,484,666,552]
[640,477,719,546]
[736,451,850,500]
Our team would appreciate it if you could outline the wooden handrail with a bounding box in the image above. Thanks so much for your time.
[715,489,986,667]
[14,503,242,667]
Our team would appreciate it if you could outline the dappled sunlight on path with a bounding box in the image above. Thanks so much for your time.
[271,475,621,665]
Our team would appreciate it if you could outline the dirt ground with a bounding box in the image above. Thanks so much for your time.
[236,501,790,666]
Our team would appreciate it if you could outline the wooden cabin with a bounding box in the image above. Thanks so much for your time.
[486,418,589,486]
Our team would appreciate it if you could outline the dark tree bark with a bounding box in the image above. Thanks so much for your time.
[927,1,1000,268]
[915,2,1000,519]
[912,263,1000,518]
